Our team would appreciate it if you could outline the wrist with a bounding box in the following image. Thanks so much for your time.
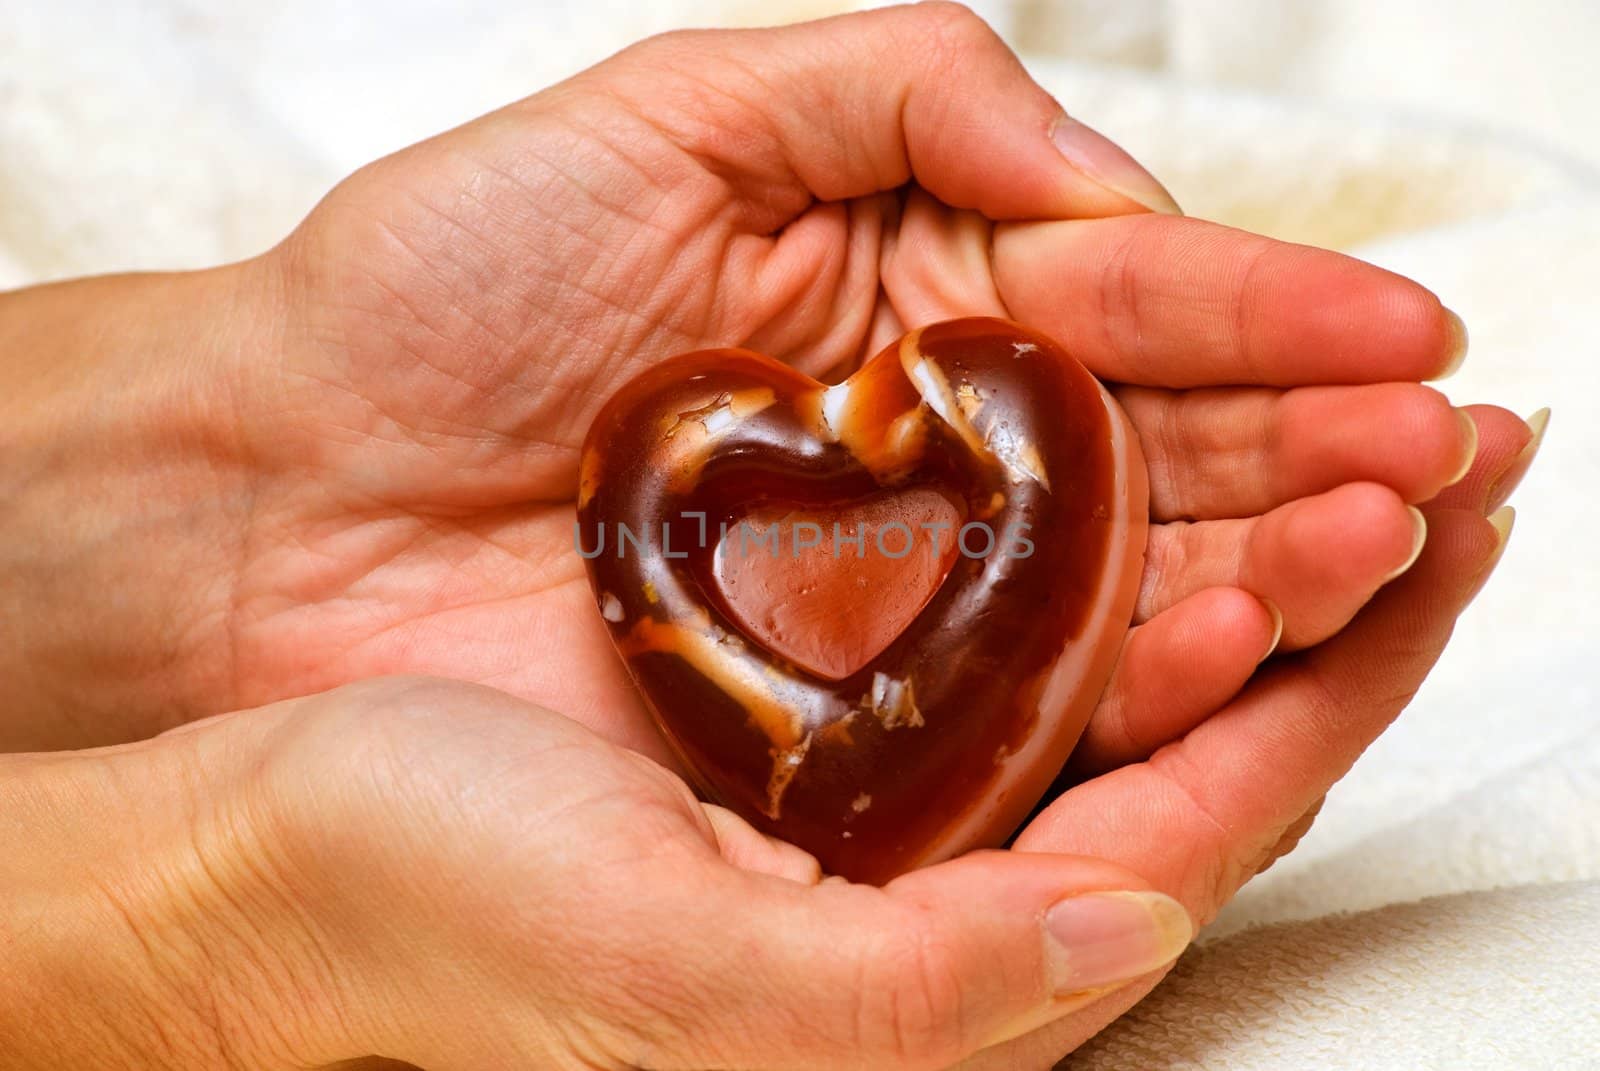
[0,261,282,747]
[0,711,362,1068]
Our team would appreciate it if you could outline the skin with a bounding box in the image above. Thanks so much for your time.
[0,4,1544,1068]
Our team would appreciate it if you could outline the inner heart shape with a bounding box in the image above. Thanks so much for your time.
[577,317,1149,883]
[711,488,963,681]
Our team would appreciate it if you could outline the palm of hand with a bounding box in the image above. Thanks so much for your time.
[240,112,919,763]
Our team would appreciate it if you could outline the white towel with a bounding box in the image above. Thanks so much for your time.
[1075,881,1600,1070]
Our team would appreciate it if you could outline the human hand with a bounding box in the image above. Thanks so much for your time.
[2,674,1197,1070]
[1,4,1501,762]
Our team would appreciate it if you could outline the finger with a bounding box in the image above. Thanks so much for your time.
[1120,382,1477,522]
[638,851,1193,1070]
[702,803,823,884]
[1427,404,1548,513]
[993,215,1465,386]
[1070,587,1280,778]
[595,3,1174,224]
[877,186,1010,331]
[1016,508,1512,920]
[1139,482,1426,650]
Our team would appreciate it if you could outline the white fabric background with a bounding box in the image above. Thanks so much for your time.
[4,1,1597,1066]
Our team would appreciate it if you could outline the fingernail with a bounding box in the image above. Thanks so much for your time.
[1382,506,1429,583]
[1486,407,1550,510]
[1258,598,1284,663]
[981,889,1196,1049]
[1446,408,1479,486]
[1050,115,1181,215]
[1434,309,1469,379]
[1487,505,1516,552]
[1465,506,1516,602]
[1045,890,1194,993]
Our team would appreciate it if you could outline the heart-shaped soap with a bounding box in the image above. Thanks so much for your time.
[578,317,1148,883]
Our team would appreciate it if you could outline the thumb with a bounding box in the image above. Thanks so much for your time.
[639,850,1193,1070]
[583,2,1177,221]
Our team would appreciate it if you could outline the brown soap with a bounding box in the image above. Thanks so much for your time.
[577,317,1148,883]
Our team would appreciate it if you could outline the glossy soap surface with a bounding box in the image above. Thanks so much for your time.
[578,318,1147,883]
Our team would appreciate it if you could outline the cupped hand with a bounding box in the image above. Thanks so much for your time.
[162,674,1190,1070]
[173,4,1484,773]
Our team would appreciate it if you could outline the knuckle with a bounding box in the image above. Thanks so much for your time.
[894,2,1009,88]
[1102,700,1149,768]
[605,27,776,175]
[1226,237,1279,379]
[857,914,968,1068]
[623,25,711,65]
[1141,520,1192,615]
[913,1,1001,52]
[1119,387,1185,516]
[1263,808,1320,871]
[1143,745,1250,918]
[1097,222,1152,376]
[1151,392,1201,516]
